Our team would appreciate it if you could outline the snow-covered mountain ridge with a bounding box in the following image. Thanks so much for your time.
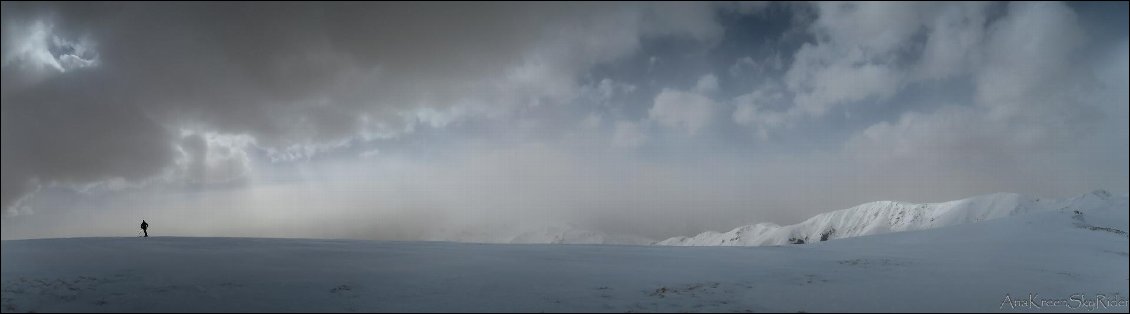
[658,190,1125,246]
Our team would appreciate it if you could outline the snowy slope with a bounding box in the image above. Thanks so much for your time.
[2,193,1127,312]
[659,190,1122,246]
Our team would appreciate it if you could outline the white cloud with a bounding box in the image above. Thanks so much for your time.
[593,78,637,105]
[2,19,62,71]
[581,113,603,130]
[598,78,617,99]
[808,2,925,55]
[769,2,989,125]
[733,84,790,139]
[728,56,759,77]
[177,132,254,186]
[780,2,919,119]
[846,106,995,165]
[915,3,989,80]
[694,73,719,94]
[612,121,647,148]
[844,2,1120,196]
[976,1,1085,117]
[789,58,902,116]
[649,88,716,134]
[4,185,39,217]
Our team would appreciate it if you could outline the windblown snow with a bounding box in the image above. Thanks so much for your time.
[2,190,1127,312]
[424,223,655,245]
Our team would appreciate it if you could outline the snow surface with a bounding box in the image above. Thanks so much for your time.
[658,190,1121,246]
[2,191,1127,312]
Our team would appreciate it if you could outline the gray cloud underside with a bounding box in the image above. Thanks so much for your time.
[2,2,721,209]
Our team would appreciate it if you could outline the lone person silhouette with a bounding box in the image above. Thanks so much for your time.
[140,220,149,237]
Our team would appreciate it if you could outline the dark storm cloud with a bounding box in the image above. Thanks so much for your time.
[1,70,175,212]
[0,1,722,211]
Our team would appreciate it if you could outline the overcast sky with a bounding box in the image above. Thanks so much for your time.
[2,2,1127,241]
